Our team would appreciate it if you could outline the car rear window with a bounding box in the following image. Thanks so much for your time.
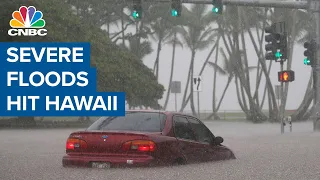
[87,112,167,132]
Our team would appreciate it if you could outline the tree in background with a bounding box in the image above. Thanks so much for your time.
[0,0,164,125]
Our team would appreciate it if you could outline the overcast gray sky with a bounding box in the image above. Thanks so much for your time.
[143,34,309,112]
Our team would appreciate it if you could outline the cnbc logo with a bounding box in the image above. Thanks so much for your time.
[8,6,47,36]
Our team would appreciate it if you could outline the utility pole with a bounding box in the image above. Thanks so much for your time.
[280,60,284,134]
[311,0,320,131]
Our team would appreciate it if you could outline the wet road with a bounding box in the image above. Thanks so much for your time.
[1,121,320,180]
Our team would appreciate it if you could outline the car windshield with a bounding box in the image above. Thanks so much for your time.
[87,112,167,132]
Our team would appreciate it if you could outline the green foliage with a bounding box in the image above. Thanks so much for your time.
[178,5,218,52]
[0,0,164,108]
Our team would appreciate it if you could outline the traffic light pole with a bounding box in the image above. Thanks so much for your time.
[280,61,285,134]
[312,0,320,131]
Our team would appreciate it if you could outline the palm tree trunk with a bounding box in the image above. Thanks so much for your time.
[206,42,221,120]
[235,76,246,112]
[241,10,278,121]
[180,94,191,112]
[220,31,232,57]
[179,63,192,112]
[234,51,267,122]
[222,20,260,121]
[121,7,125,46]
[259,61,273,109]
[153,59,157,73]
[260,80,269,109]
[267,87,274,120]
[240,19,251,98]
[136,22,140,55]
[199,36,220,75]
[216,76,233,110]
[224,16,263,121]
[253,9,267,104]
[291,72,313,121]
[212,40,220,117]
[221,29,246,111]
[253,24,263,101]
[163,32,177,110]
[246,25,278,119]
[153,37,162,80]
[239,8,261,121]
[189,50,197,115]
[206,76,233,120]
[180,37,220,112]
[240,79,248,110]
[240,28,258,120]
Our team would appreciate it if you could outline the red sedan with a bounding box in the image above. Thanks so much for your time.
[62,110,236,168]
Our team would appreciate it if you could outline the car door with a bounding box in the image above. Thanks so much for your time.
[186,117,215,162]
[172,115,204,163]
[187,117,230,161]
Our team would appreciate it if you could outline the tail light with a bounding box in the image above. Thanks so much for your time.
[66,138,87,151]
[122,140,156,152]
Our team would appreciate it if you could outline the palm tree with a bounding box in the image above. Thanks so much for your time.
[162,27,184,110]
[178,35,221,112]
[66,0,121,36]
[213,6,269,122]
[291,10,315,121]
[111,5,135,46]
[184,5,271,122]
[206,48,257,119]
[206,48,232,120]
[148,4,180,80]
[125,35,153,60]
[178,4,217,116]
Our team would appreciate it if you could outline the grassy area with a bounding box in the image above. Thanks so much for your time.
[186,110,296,121]
[0,110,296,122]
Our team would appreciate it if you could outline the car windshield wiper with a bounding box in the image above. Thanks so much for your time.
[97,116,117,130]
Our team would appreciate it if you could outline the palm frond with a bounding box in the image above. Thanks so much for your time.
[196,34,216,50]
[207,62,227,75]
[164,36,184,48]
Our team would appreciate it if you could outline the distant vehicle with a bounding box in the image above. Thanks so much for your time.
[62,110,236,168]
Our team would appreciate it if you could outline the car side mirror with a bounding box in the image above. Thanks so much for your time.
[214,136,224,145]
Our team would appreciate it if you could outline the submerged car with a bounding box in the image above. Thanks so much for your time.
[62,110,236,168]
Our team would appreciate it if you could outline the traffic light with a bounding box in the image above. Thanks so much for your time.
[278,70,295,82]
[212,0,223,14]
[279,34,288,60]
[171,0,181,17]
[265,24,281,60]
[132,0,142,19]
[303,39,316,66]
